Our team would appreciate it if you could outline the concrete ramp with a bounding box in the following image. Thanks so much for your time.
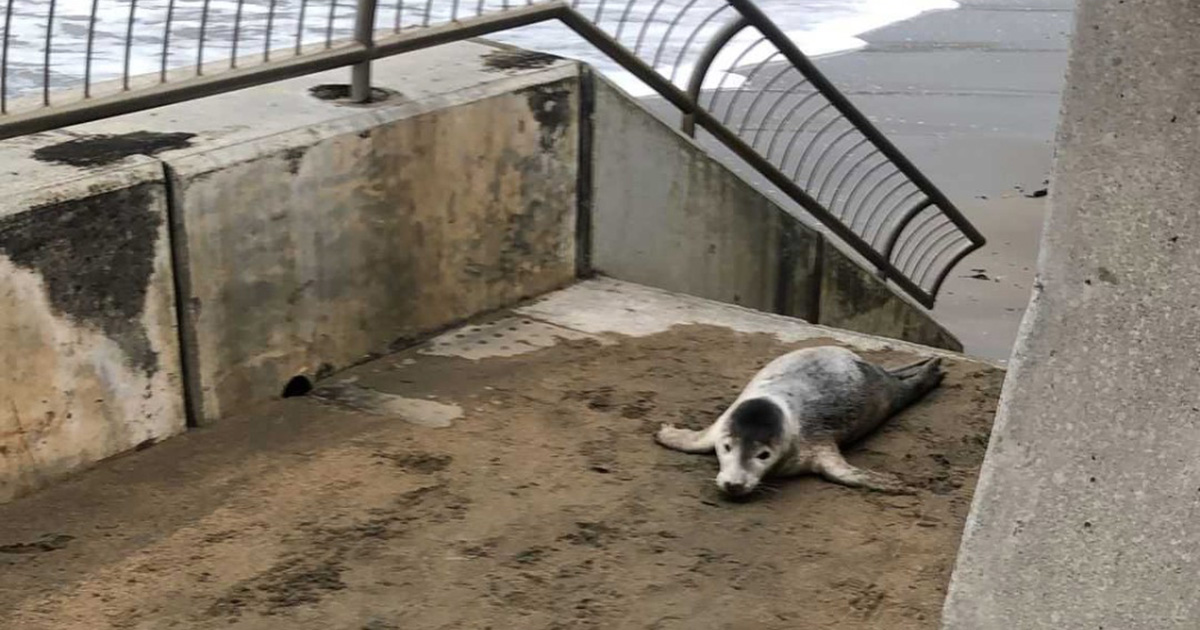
[942,2,1200,628]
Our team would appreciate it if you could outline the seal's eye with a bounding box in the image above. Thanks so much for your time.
[755,450,771,461]
[723,443,732,453]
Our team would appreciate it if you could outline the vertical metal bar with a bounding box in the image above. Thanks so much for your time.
[326,0,338,48]
[395,0,403,32]
[84,0,100,97]
[451,0,461,21]
[122,0,138,90]
[1,0,12,112]
[927,240,978,300]
[161,0,176,82]
[351,0,378,103]
[296,0,310,55]
[232,0,246,66]
[613,0,639,44]
[682,15,748,136]
[422,0,435,26]
[265,0,279,61]
[197,0,212,74]
[660,4,728,83]
[44,0,57,104]
[633,0,671,57]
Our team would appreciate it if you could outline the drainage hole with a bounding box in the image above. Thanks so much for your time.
[282,375,314,398]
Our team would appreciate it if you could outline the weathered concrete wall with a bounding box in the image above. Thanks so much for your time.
[0,158,186,502]
[166,74,579,424]
[0,42,580,497]
[819,245,961,351]
[589,75,961,351]
[942,2,1200,628]
[588,76,819,318]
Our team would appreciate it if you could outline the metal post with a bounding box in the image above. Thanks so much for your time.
[681,15,748,137]
[352,0,379,103]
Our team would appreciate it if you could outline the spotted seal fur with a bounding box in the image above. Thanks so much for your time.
[655,346,944,497]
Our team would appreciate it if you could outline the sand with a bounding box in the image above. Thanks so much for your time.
[0,320,1003,630]
[799,0,1073,361]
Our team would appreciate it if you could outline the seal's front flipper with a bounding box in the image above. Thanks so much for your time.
[655,424,716,454]
[812,446,913,495]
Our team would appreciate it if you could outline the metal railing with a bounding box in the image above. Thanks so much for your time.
[0,0,984,308]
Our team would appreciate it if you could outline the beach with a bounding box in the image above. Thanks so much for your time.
[801,0,1074,360]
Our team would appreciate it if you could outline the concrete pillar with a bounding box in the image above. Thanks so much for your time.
[942,2,1200,628]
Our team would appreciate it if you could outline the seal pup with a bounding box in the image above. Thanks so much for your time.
[655,346,943,498]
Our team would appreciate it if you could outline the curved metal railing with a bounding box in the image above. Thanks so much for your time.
[0,0,983,307]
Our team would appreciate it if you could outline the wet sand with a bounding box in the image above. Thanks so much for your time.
[803,0,1074,361]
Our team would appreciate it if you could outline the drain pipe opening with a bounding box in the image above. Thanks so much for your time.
[282,375,314,398]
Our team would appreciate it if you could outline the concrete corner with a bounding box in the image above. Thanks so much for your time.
[589,75,820,318]
[162,60,580,424]
[589,73,960,352]
[0,158,185,502]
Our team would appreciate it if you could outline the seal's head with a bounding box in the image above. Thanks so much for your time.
[716,398,785,498]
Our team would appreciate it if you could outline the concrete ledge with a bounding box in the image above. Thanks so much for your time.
[589,74,961,352]
[0,158,186,502]
[158,51,580,424]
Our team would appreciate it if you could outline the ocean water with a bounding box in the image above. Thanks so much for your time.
[0,0,956,99]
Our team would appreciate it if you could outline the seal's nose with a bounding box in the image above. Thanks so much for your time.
[720,481,749,496]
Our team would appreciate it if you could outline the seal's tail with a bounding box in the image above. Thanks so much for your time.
[889,357,944,412]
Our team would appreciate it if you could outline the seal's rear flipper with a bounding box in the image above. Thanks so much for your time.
[889,358,944,414]
[887,357,942,380]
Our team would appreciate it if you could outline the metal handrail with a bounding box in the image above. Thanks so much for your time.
[0,0,984,308]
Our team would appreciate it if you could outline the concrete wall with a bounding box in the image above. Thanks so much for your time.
[0,158,186,502]
[942,2,1200,628]
[167,77,578,424]
[589,75,961,352]
[0,42,580,497]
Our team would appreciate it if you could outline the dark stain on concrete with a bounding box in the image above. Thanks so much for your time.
[482,49,562,71]
[309,84,354,100]
[0,183,164,374]
[521,83,572,152]
[282,146,308,175]
[307,84,398,105]
[32,132,195,168]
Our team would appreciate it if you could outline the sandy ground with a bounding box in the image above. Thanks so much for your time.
[0,317,1003,630]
